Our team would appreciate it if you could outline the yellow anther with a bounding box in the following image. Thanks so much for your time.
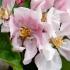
[19,27,31,39]
[41,12,47,22]
[51,36,63,48]
[0,7,10,20]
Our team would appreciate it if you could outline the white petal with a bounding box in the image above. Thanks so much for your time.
[58,40,70,61]
[23,38,37,65]
[12,34,25,52]
[2,0,15,11]
[59,13,70,36]
[1,21,10,32]
[47,8,57,38]
[9,15,18,38]
[42,43,56,61]
[35,50,62,70]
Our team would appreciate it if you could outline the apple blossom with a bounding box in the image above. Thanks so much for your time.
[0,0,15,32]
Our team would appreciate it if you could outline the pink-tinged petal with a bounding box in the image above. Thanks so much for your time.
[67,0,70,10]
[59,13,70,36]
[23,38,37,65]
[9,15,18,38]
[35,50,62,70]
[58,40,70,61]
[14,7,42,24]
[31,0,44,10]
[47,8,61,34]
[14,7,43,37]
[12,33,25,52]
[1,21,10,32]
[54,0,66,11]
[43,0,54,11]
[42,44,56,61]
[2,0,15,11]
[31,0,54,12]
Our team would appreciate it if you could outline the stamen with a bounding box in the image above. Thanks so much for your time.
[51,36,63,48]
[41,12,47,22]
[0,7,10,20]
[19,27,31,39]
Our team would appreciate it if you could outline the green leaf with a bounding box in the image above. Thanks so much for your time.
[23,0,30,8]
[0,33,23,70]
[0,0,2,6]
[61,56,70,70]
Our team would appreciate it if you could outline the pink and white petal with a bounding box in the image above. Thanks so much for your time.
[14,7,43,36]
[1,21,10,32]
[35,50,62,70]
[9,15,18,38]
[31,0,54,12]
[50,8,61,33]
[2,0,15,11]
[47,7,56,37]
[59,13,70,36]
[14,7,42,27]
[43,0,54,11]
[38,33,56,60]
[54,0,66,11]
[31,0,44,10]
[60,13,70,31]
[12,34,25,52]
[59,24,70,36]
[23,38,37,65]
[58,40,70,61]
[42,43,56,61]
[14,7,40,21]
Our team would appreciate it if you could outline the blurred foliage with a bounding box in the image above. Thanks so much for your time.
[23,0,30,8]
[61,56,70,70]
[0,33,23,70]
[0,0,2,6]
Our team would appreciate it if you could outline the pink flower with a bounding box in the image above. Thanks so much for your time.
[31,0,67,11]
[0,0,15,32]
[9,7,44,64]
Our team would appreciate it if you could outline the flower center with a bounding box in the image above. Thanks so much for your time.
[51,36,64,48]
[0,7,10,20]
[19,27,31,39]
[41,12,47,22]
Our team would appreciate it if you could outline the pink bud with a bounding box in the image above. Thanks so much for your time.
[15,0,25,6]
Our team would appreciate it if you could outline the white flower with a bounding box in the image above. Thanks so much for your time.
[35,7,70,70]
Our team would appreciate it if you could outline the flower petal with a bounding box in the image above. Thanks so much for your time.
[1,21,10,32]
[54,0,66,11]
[23,38,37,65]
[31,0,44,10]
[2,0,15,11]
[9,15,18,38]
[58,40,70,61]
[12,34,25,52]
[14,7,43,40]
[31,0,54,12]
[59,13,70,36]
[35,50,62,70]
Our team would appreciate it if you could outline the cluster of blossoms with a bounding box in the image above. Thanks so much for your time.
[0,0,70,70]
